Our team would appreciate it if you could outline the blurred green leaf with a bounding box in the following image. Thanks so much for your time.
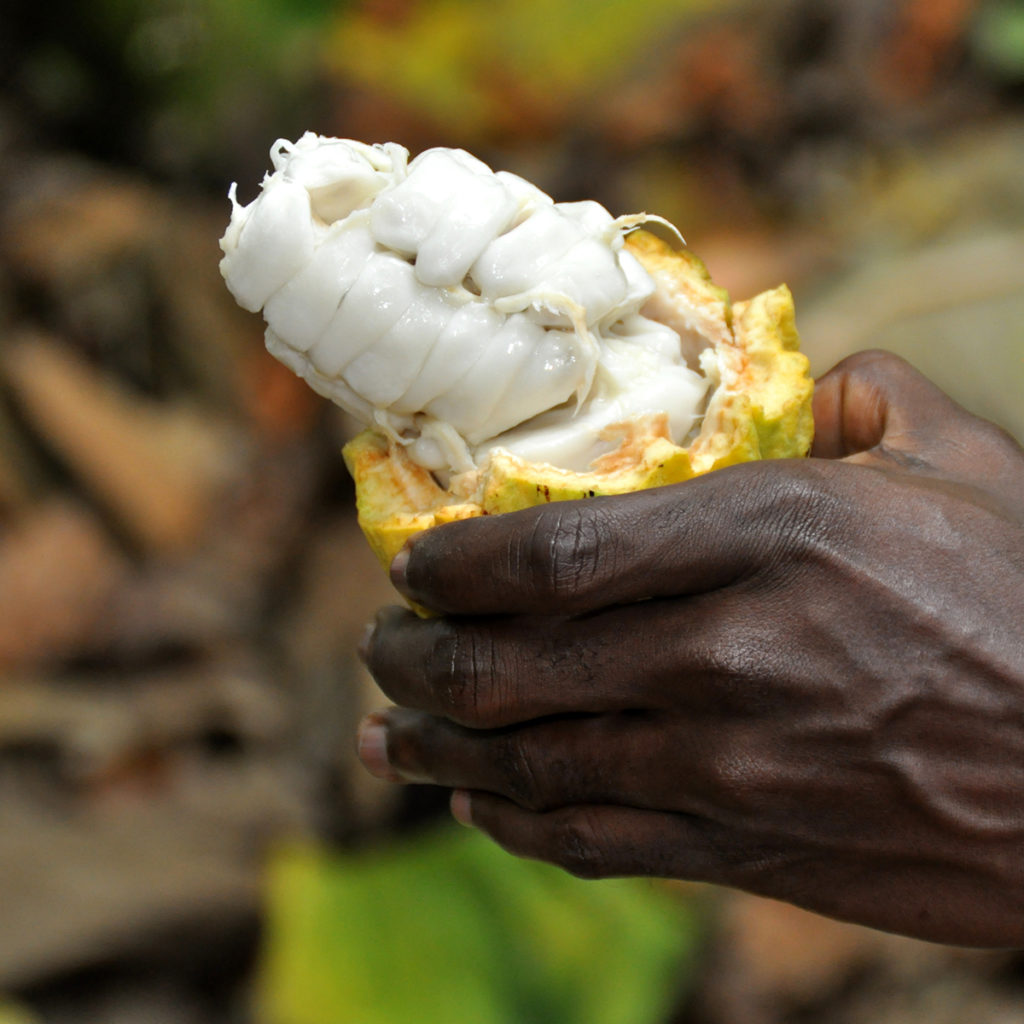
[972,0,1024,78]
[327,0,725,139]
[257,825,702,1024]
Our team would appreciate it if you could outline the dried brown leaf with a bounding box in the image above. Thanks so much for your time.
[0,499,127,672]
[2,333,239,554]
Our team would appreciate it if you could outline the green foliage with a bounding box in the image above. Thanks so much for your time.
[972,0,1024,78]
[257,825,702,1024]
[327,0,723,138]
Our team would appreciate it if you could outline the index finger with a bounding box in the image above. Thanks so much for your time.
[391,458,853,616]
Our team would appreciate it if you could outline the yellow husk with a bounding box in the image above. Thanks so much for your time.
[343,232,814,573]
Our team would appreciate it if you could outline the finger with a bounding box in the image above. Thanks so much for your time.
[457,792,1019,945]
[811,349,985,465]
[362,707,711,813]
[362,601,681,725]
[362,587,786,727]
[390,457,846,617]
[454,792,733,883]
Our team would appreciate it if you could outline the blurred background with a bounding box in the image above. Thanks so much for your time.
[0,1,1022,1022]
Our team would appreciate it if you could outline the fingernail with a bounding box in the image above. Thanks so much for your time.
[356,716,399,781]
[390,546,410,592]
[358,620,375,663]
[450,789,473,827]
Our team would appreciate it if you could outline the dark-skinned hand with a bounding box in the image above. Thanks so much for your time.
[357,350,1024,947]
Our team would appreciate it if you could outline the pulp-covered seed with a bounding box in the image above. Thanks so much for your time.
[275,137,398,223]
[389,303,508,415]
[222,178,318,313]
[371,149,522,287]
[263,218,376,353]
[424,314,546,443]
[342,285,454,406]
[309,252,419,378]
[470,205,584,306]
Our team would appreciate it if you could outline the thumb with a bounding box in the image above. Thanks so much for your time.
[811,349,979,466]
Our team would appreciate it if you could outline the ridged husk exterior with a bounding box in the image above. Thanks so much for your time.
[343,231,814,573]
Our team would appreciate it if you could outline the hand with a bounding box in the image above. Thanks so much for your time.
[357,350,1024,947]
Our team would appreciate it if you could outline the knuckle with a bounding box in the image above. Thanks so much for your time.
[493,733,546,810]
[425,623,505,726]
[741,465,851,571]
[685,605,785,711]
[521,504,606,606]
[720,839,796,891]
[551,808,613,879]
[704,739,780,816]
[675,813,793,891]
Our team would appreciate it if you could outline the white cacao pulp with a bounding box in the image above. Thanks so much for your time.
[219,132,711,476]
